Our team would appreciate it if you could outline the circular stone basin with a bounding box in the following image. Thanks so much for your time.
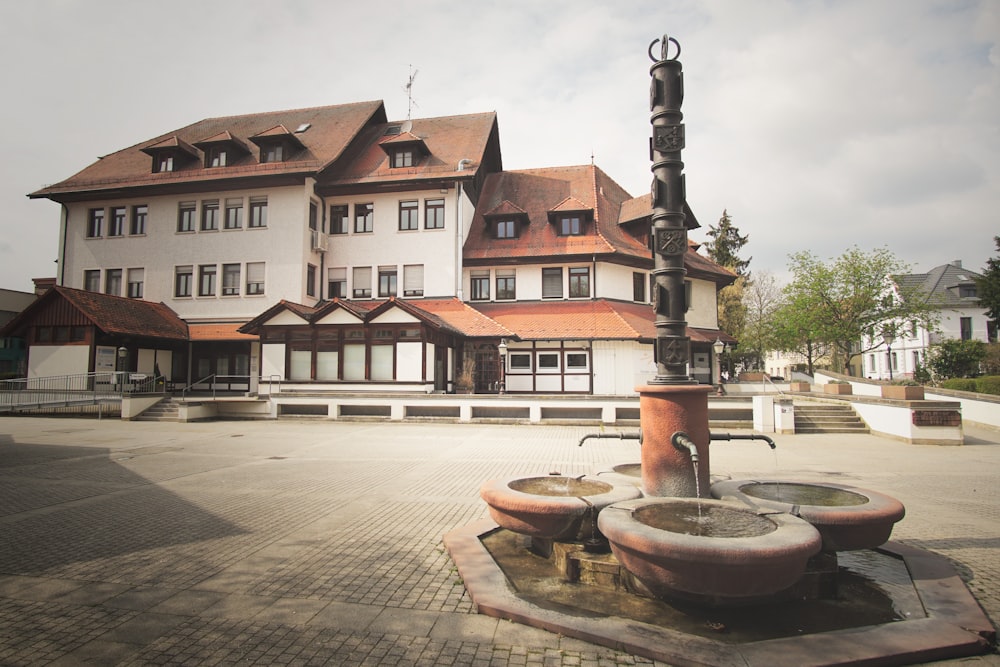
[598,498,822,604]
[711,480,906,552]
[612,463,641,478]
[480,475,642,541]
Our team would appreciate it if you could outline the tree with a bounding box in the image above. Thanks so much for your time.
[975,236,1000,322]
[926,339,987,380]
[704,209,750,277]
[770,287,832,376]
[740,271,782,372]
[781,246,936,375]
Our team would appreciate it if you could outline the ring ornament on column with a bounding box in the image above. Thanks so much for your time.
[648,35,681,63]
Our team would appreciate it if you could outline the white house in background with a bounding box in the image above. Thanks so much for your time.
[863,260,997,381]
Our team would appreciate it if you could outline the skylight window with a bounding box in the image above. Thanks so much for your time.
[294,123,311,133]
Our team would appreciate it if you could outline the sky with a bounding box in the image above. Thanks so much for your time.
[1,0,997,293]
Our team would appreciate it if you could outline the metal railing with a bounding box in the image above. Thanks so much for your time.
[0,371,165,413]
[180,374,252,400]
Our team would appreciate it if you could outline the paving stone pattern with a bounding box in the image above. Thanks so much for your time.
[0,417,998,666]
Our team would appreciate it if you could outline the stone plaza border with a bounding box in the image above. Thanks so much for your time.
[444,518,995,667]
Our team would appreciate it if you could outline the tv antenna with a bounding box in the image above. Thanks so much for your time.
[404,65,419,122]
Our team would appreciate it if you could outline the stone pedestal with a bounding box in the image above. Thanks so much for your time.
[637,384,712,497]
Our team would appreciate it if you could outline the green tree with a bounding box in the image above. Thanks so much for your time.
[782,246,935,375]
[704,209,750,277]
[975,236,1000,322]
[769,287,831,376]
[926,339,987,380]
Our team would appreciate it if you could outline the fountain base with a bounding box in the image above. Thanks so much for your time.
[445,519,995,666]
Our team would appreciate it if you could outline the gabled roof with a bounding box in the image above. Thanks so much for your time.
[894,261,984,308]
[30,100,386,201]
[239,297,513,339]
[188,323,258,341]
[465,165,650,262]
[0,286,188,340]
[320,112,501,191]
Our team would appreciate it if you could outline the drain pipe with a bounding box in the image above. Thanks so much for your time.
[456,158,472,300]
[709,432,776,449]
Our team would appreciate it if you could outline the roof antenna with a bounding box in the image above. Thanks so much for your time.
[404,65,419,123]
[590,149,595,165]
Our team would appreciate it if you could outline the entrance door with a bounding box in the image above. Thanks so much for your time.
[474,348,499,394]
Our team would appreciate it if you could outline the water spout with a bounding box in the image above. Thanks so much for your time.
[709,432,776,450]
[670,431,699,464]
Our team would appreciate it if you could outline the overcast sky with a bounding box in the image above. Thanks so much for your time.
[1,0,997,292]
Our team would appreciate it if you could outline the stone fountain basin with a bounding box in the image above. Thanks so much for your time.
[598,497,822,603]
[711,479,906,552]
[479,475,642,541]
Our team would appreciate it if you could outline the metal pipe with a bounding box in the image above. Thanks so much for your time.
[709,432,776,449]
[578,432,641,447]
[670,431,699,463]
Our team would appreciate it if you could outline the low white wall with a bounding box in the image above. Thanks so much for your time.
[851,401,964,446]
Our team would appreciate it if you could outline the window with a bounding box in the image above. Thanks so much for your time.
[890,352,898,371]
[537,352,560,372]
[177,202,196,232]
[355,203,373,233]
[309,201,318,231]
[353,266,372,298]
[127,268,144,298]
[156,154,174,173]
[330,205,349,234]
[84,269,100,292]
[371,344,394,380]
[392,149,414,168]
[496,220,515,239]
[328,267,347,298]
[633,272,646,302]
[87,209,104,238]
[261,143,285,163]
[471,271,489,301]
[207,145,228,168]
[307,264,317,297]
[566,352,589,370]
[109,207,126,237]
[496,270,515,300]
[425,198,445,229]
[201,200,219,231]
[248,197,267,228]
[198,264,217,297]
[569,267,590,298]
[246,262,265,295]
[558,215,582,236]
[224,199,243,229]
[542,268,563,298]
[378,265,397,297]
[131,205,147,235]
[104,269,122,296]
[403,264,424,297]
[959,284,977,298]
[175,266,193,297]
[510,353,532,370]
[222,263,241,296]
[398,200,418,230]
[960,317,973,341]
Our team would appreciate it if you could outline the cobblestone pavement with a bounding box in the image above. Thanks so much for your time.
[1,417,998,666]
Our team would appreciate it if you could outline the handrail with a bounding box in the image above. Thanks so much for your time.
[0,371,135,412]
[181,374,217,400]
[179,374,253,400]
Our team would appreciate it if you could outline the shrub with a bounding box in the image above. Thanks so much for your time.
[941,378,978,392]
[975,375,1000,395]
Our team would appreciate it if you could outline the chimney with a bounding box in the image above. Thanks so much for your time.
[951,260,962,268]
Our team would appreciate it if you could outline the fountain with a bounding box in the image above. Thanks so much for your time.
[449,34,994,666]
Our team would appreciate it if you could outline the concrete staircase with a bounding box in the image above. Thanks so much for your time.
[794,402,869,434]
[136,398,181,422]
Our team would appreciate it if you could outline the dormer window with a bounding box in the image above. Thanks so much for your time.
[141,136,199,174]
[249,125,304,164]
[392,149,414,168]
[496,220,517,239]
[195,131,251,168]
[559,215,583,236]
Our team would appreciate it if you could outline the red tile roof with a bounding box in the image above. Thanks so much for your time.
[30,101,386,200]
[0,286,189,340]
[188,323,258,341]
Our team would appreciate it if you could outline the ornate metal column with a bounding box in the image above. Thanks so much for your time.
[648,35,698,384]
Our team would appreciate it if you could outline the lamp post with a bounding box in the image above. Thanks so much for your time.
[712,337,725,394]
[497,339,507,394]
[882,332,895,381]
[116,346,128,389]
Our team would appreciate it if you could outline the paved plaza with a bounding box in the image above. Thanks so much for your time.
[1,415,998,666]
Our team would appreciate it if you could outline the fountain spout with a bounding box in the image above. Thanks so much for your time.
[670,431,699,464]
[709,432,776,450]
[578,432,641,447]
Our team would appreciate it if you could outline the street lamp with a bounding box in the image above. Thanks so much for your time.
[116,346,128,388]
[497,339,508,394]
[882,332,895,381]
[712,337,726,394]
